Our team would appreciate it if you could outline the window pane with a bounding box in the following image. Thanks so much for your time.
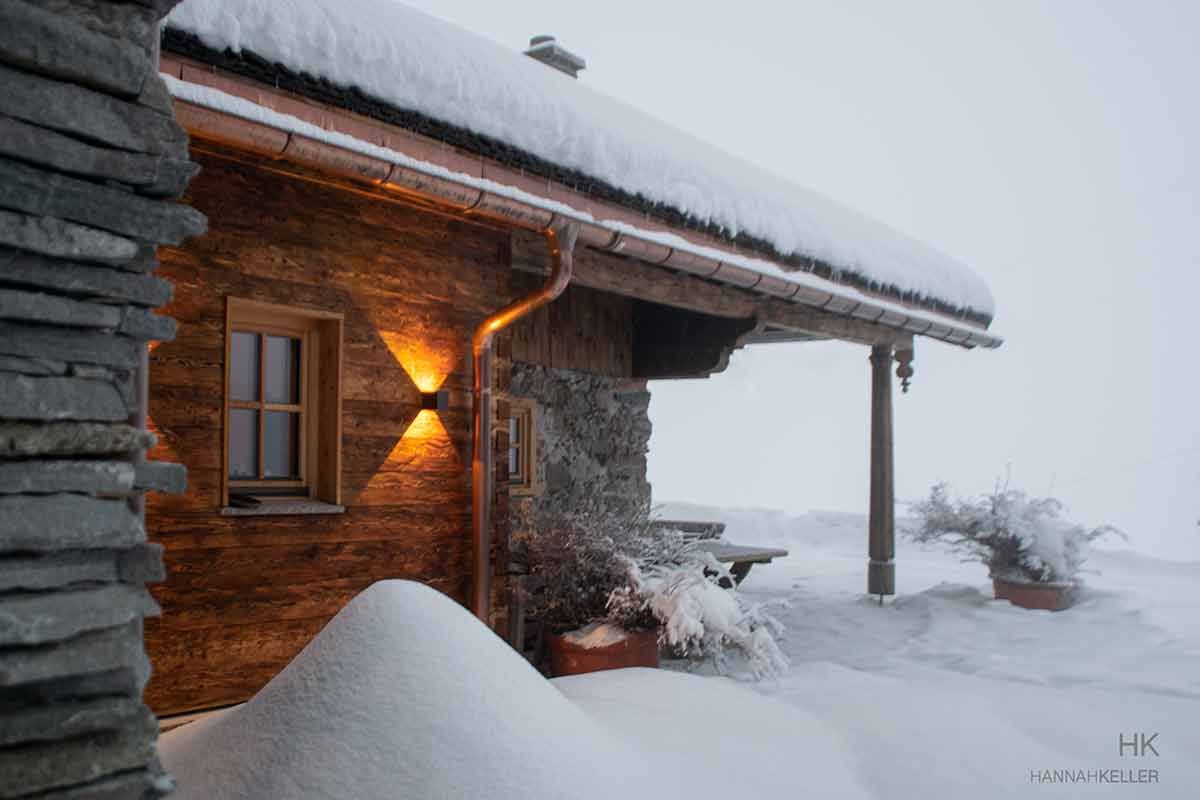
[230,331,260,402]
[508,444,520,478]
[265,335,301,404]
[264,411,300,479]
[229,408,258,478]
[509,415,520,443]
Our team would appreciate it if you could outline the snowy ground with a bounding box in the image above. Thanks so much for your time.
[660,502,1200,799]
[160,505,1198,799]
[160,580,874,800]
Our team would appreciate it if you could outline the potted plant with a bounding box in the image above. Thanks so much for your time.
[909,482,1124,611]
[514,509,677,676]
[515,508,789,679]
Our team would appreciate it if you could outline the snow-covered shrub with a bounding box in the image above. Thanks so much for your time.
[608,555,790,680]
[909,483,1124,583]
[515,509,788,678]
[513,509,689,634]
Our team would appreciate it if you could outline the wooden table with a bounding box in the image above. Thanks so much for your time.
[692,541,790,585]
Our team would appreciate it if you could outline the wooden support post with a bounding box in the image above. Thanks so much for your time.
[868,344,896,598]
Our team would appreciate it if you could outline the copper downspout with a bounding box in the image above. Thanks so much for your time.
[471,220,579,622]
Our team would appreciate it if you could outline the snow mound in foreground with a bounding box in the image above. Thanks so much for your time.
[160,580,869,800]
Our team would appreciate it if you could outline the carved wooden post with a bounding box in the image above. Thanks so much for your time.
[868,344,896,597]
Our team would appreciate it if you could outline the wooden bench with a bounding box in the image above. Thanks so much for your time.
[651,519,726,541]
[652,519,788,585]
[691,541,789,585]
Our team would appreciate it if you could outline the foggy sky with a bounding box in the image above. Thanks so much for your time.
[399,0,1199,559]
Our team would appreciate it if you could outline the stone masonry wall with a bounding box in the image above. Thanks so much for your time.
[509,362,652,530]
[0,1,204,798]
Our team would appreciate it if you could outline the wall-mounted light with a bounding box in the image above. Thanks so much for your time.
[421,389,449,412]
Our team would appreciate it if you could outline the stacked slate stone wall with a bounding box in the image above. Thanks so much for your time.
[509,362,652,529]
[0,1,204,797]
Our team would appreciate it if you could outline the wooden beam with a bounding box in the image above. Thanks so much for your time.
[512,230,910,347]
[632,302,760,379]
[757,298,911,348]
[512,230,754,319]
[741,328,825,345]
[867,344,896,597]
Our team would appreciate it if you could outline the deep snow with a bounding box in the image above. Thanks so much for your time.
[660,502,1200,799]
[160,508,1198,799]
[166,0,995,319]
[159,580,870,800]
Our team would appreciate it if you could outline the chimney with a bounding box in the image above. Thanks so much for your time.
[524,35,586,78]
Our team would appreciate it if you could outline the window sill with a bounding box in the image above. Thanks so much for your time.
[220,499,345,517]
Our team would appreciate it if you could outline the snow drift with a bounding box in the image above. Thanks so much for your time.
[159,580,869,800]
[659,504,1200,798]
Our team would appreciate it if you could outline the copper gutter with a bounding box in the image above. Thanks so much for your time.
[166,80,1001,350]
[471,220,579,622]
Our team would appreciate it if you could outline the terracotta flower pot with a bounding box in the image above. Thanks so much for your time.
[546,626,660,677]
[992,575,1076,611]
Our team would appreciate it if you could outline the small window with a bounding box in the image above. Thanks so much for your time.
[227,331,303,483]
[224,298,343,510]
[508,399,539,495]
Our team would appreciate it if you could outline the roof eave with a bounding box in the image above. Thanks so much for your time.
[161,59,1002,351]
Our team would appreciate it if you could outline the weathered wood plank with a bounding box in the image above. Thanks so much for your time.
[513,229,754,319]
[758,298,911,348]
[147,148,513,713]
[149,508,471,553]
[509,274,633,378]
[151,542,469,629]
[145,573,470,715]
[144,616,328,715]
[513,229,911,347]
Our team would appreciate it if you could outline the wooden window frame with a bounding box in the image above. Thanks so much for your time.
[223,298,343,509]
[227,325,309,491]
[507,398,540,496]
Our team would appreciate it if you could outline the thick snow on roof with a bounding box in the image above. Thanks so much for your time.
[158,580,871,799]
[162,75,1002,347]
[167,0,996,321]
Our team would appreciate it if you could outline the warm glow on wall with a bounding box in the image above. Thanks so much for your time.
[379,332,457,394]
[362,408,458,497]
[144,415,183,465]
[403,408,450,444]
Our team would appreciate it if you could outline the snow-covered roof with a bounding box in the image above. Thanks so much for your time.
[166,0,996,325]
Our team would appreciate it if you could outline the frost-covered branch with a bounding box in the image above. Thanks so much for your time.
[907,482,1126,583]
[516,509,789,679]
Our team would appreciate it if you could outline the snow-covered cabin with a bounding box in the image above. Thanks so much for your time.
[145,0,1000,716]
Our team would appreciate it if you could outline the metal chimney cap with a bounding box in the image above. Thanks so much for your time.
[524,34,586,78]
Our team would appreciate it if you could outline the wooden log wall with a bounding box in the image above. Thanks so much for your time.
[509,272,632,378]
[144,146,513,716]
